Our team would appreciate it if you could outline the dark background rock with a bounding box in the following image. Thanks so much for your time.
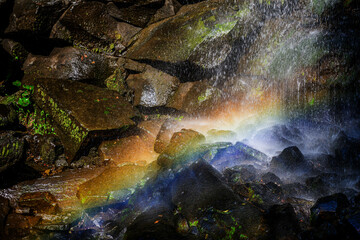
[0,131,24,173]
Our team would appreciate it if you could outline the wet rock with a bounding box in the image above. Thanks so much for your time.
[154,118,184,153]
[157,128,205,167]
[283,182,311,199]
[126,65,180,107]
[104,67,131,100]
[25,78,136,162]
[77,164,148,208]
[170,159,240,219]
[4,213,31,238]
[310,193,350,226]
[223,165,257,184]
[107,0,164,28]
[166,80,223,116]
[71,147,102,168]
[265,204,301,240]
[305,175,332,198]
[307,193,358,239]
[261,172,283,185]
[233,182,284,208]
[210,141,268,171]
[99,134,158,166]
[24,134,64,170]
[206,129,237,142]
[5,0,68,37]
[0,104,17,129]
[270,146,311,175]
[149,0,182,24]
[1,39,28,64]
[23,47,118,85]
[18,191,60,214]
[332,131,360,172]
[125,0,262,69]
[0,196,10,238]
[124,200,183,240]
[51,1,141,54]
[0,131,24,173]
[55,155,68,168]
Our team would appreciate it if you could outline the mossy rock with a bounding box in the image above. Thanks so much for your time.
[25,78,136,162]
[0,131,24,173]
[125,0,261,68]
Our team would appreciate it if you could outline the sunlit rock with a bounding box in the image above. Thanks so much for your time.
[18,192,60,214]
[166,80,223,116]
[50,1,141,54]
[206,129,237,142]
[99,136,158,166]
[154,118,184,153]
[127,65,180,107]
[25,78,136,162]
[22,47,118,85]
[77,164,148,208]
[157,128,205,167]
[0,131,24,173]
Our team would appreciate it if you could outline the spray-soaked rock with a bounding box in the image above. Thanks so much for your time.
[157,128,205,167]
[0,131,24,173]
[125,0,263,68]
[332,131,360,172]
[77,164,148,208]
[1,39,28,64]
[25,78,136,162]
[126,65,180,107]
[210,141,269,172]
[154,118,184,153]
[166,80,223,116]
[270,146,311,175]
[148,0,182,24]
[50,1,141,54]
[261,172,283,185]
[23,47,118,85]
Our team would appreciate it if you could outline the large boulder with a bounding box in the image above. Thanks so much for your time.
[270,146,311,175]
[23,47,118,85]
[157,128,205,167]
[50,1,141,54]
[25,78,136,162]
[77,164,148,208]
[125,0,263,69]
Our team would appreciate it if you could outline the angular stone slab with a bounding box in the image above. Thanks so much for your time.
[26,78,136,162]
[77,164,148,208]
[125,0,260,68]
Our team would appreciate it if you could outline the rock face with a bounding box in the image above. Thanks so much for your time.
[126,64,180,107]
[0,104,17,129]
[5,0,68,37]
[25,78,136,162]
[125,0,262,68]
[166,81,223,115]
[77,164,148,208]
[23,47,117,85]
[50,1,141,54]
[0,131,24,173]
[270,146,310,174]
[157,128,205,167]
